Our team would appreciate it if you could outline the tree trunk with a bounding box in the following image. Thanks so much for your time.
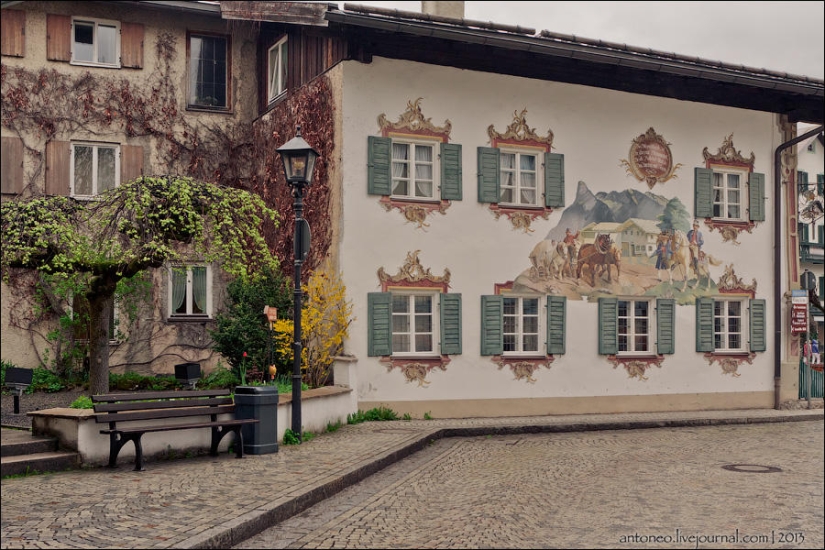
[88,292,113,395]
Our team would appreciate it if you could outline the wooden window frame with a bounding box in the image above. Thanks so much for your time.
[186,32,231,112]
[267,37,287,103]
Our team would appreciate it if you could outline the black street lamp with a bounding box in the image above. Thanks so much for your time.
[276,125,319,442]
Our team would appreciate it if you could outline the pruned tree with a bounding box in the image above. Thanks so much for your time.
[1,175,280,394]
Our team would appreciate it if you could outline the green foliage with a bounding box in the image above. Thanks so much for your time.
[402,413,412,421]
[271,262,353,388]
[1,175,282,395]
[69,395,93,409]
[326,420,343,433]
[346,406,400,425]
[282,429,301,445]
[210,267,292,379]
[423,411,433,420]
[0,359,13,386]
[198,362,240,389]
[27,367,65,393]
[109,372,181,392]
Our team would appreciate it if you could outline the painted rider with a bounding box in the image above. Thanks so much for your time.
[686,219,704,271]
[563,228,580,267]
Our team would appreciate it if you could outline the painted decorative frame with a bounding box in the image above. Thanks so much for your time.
[376,98,453,229]
[700,134,757,243]
[486,109,556,233]
[704,265,758,375]
[620,127,682,189]
[377,250,453,385]
[488,280,555,382]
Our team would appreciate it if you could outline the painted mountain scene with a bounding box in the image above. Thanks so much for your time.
[513,181,729,304]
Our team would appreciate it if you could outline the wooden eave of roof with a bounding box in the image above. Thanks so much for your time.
[325,4,824,124]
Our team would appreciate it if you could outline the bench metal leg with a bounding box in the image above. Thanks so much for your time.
[107,433,145,471]
[210,426,245,458]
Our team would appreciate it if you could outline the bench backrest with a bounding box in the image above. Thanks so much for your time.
[92,389,236,425]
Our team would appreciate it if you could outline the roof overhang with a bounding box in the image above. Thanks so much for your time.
[325,5,824,124]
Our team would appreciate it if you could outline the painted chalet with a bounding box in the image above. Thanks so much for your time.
[1,1,823,417]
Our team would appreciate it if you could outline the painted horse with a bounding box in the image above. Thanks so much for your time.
[576,234,621,286]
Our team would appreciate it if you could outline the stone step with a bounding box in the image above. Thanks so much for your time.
[1,430,58,457]
[1,451,80,477]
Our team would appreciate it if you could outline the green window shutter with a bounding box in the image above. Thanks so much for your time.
[367,292,392,356]
[598,298,618,355]
[820,276,824,301]
[544,152,565,208]
[480,295,503,356]
[694,167,713,218]
[440,293,462,355]
[819,225,824,245]
[367,136,392,196]
[477,147,500,203]
[695,297,715,352]
[440,142,463,201]
[799,222,809,243]
[817,173,823,196]
[749,299,766,352]
[656,299,676,355]
[798,170,809,191]
[546,295,566,355]
[748,172,765,222]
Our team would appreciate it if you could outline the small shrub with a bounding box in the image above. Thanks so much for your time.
[347,406,399,425]
[402,413,412,421]
[282,429,301,445]
[423,411,433,420]
[326,419,342,432]
[199,363,239,389]
[303,431,316,442]
[28,367,65,394]
[69,395,93,409]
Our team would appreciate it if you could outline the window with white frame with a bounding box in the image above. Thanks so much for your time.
[499,148,539,206]
[617,299,651,354]
[713,299,746,352]
[169,265,211,318]
[72,17,119,67]
[391,140,436,200]
[267,37,287,102]
[502,296,541,354]
[391,292,438,355]
[711,167,746,220]
[71,143,119,198]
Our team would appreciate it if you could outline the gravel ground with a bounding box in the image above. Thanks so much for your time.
[1,388,88,429]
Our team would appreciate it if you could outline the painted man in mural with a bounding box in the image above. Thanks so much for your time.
[563,228,580,274]
[653,230,672,281]
[686,219,704,273]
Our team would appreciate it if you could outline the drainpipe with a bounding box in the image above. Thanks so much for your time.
[773,124,824,409]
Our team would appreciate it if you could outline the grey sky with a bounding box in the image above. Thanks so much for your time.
[345,1,825,79]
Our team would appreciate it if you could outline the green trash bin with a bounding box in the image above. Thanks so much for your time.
[234,385,279,454]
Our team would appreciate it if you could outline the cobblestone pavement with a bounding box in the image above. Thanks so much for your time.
[1,409,822,549]
[236,421,825,549]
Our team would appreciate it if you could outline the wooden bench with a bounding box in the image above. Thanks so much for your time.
[92,389,259,471]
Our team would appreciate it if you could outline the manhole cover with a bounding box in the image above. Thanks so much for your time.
[722,464,782,473]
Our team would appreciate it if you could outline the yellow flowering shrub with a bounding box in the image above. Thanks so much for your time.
[272,262,353,387]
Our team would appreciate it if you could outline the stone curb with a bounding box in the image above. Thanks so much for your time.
[176,410,824,549]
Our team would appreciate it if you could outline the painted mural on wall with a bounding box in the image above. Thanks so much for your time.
[510,180,733,304]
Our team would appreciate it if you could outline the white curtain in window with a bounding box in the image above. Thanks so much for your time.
[74,146,93,195]
[172,268,187,313]
[414,146,433,197]
[98,147,116,193]
[192,267,207,314]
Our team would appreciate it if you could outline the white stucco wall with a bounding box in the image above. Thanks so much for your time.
[336,57,782,415]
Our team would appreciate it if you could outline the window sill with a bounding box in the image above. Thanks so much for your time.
[491,355,555,383]
[167,315,213,323]
[186,105,233,115]
[70,61,121,70]
[701,218,756,244]
[379,355,451,387]
[378,195,451,229]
